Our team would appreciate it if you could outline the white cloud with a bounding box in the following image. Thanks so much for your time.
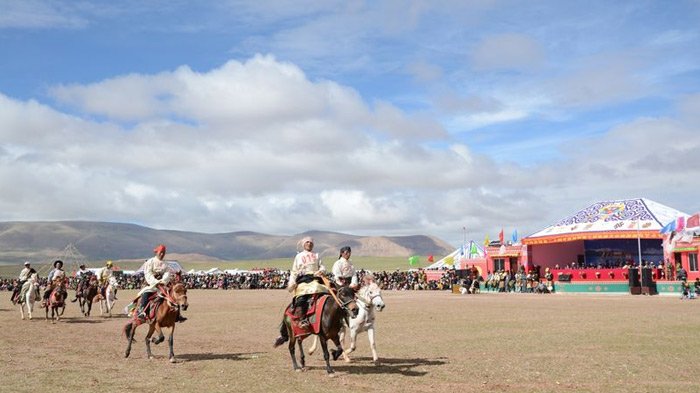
[470,33,545,71]
[2,54,699,246]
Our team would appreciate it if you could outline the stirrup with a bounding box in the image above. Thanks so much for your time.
[298,318,309,328]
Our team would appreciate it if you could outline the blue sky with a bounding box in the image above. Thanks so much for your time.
[1,0,699,246]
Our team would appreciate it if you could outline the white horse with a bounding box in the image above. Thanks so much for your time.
[18,273,39,320]
[97,276,118,317]
[309,279,386,364]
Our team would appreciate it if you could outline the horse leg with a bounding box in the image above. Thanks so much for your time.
[28,299,33,320]
[124,322,137,358]
[367,327,379,364]
[168,325,176,363]
[340,326,352,363]
[319,336,334,374]
[287,330,303,371]
[85,300,91,317]
[152,322,165,345]
[297,340,306,369]
[145,324,156,359]
[19,302,25,320]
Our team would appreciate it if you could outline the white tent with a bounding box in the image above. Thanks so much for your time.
[224,269,250,275]
[426,240,485,270]
[205,267,223,275]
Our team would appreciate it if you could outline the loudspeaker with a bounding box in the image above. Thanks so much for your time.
[641,268,653,286]
[628,269,640,287]
[558,273,572,282]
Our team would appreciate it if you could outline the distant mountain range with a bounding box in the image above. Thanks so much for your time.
[0,221,453,264]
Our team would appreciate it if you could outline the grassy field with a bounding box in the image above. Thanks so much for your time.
[2,289,700,392]
[0,256,416,277]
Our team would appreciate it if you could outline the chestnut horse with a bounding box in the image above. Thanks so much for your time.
[274,286,359,374]
[123,283,188,362]
[45,281,67,323]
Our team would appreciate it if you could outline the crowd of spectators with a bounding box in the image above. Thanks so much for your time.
[0,268,458,292]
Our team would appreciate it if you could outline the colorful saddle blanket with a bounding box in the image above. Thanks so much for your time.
[285,295,329,339]
[125,291,164,324]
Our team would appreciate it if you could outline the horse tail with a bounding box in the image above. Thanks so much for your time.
[273,320,289,348]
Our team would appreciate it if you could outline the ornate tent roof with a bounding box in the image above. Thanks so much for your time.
[523,198,687,245]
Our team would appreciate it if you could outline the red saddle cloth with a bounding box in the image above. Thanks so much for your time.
[285,295,329,339]
[128,291,164,325]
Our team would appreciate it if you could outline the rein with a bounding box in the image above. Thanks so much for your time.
[158,284,181,311]
[320,275,350,311]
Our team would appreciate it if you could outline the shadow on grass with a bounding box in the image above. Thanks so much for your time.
[177,352,264,362]
[331,356,447,377]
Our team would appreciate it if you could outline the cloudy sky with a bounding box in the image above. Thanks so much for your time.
[1,0,699,246]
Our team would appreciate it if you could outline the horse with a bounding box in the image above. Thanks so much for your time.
[96,276,118,317]
[309,279,386,364]
[274,285,359,374]
[123,283,188,362]
[79,277,99,317]
[71,273,92,310]
[45,280,67,323]
[18,273,40,320]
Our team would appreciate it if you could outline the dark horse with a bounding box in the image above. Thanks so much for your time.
[45,282,67,323]
[274,286,359,374]
[123,283,188,363]
[71,273,92,311]
[73,277,98,316]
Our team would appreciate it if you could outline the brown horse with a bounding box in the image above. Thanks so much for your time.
[274,286,359,374]
[45,282,67,323]
[123,283,188,362]
[79,278,99,316]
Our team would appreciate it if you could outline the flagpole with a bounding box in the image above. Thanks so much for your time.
[637,219,643,266]
[463,226,466,250]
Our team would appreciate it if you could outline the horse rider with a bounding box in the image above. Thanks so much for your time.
[98,260,118,300]
[42,260,66,307]
[287,236,328,327]
[136,245,186,323]
[332,246,358,290]
[11,261,32,305]
[71,264,91,302]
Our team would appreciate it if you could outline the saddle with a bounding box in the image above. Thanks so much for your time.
[285,294,329,339]
[126,288,168,324]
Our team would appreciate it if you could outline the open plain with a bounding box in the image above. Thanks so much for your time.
[1,290,699,393]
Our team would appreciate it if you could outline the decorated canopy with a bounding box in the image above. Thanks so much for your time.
[426,240,485,269]
[523,198,688,245]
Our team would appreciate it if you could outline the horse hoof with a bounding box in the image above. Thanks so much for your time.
[149,356,155,360]
[21,317,25,320]
[169,358,177,363]
[344,358,351,363]
[327,372,336,377]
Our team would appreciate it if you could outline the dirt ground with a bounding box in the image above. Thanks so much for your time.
[1,290,699,393]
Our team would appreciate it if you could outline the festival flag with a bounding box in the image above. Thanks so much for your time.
[511,229,519,244]
[408,255,420,266]
[469,241,478,257]
[483,234,490,246]
[498,228,504,244]
[686,213,700,229]
[659,220,676,234]
[427,255,434,263]
[676,216,686,231]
